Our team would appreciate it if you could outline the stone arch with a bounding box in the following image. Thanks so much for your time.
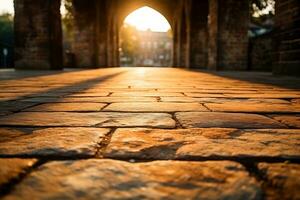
[118,6,174,67]
[117,3,174,30]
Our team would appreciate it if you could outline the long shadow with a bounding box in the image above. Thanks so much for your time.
[0,68,85,81]
[0,70,126,113]
[189,69,300,90]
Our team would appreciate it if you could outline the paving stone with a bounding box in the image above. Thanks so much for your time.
[25,103,107,112]
[68,92,109,97]
[269,115,300,128]
[205,102,300,113]
[2,159,261,200]
[160,97,200,102]
[0,127,109,157]
[224,93,300,98]
[185,93,226,98]
[0,112,175,128]
[175,112,286,128]
[291,99,300,104]
[105,128,300,160]
[104,102,208,112]
[0,101,38,113]
[22,96,157,103]
[195,98,291,104]
[111,92,185,97]
[0,158,37,186]
[0,127,31,143]
[258,163,300,200]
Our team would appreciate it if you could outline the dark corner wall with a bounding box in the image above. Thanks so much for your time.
[273,0,300,76]
[12,0,300,76]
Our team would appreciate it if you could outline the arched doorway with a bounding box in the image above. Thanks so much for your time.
[119,6,173,67]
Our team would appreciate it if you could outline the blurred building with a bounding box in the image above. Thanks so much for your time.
[120,30,173,67]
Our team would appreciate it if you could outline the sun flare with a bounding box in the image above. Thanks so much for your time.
[124,6,171,32]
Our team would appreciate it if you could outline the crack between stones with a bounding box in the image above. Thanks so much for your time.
[171,113,183,128]
[202,103,212,112]
[95,128,117,158]
[0,159,45,198]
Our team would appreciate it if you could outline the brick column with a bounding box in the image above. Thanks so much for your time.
[208,0,249,70]
[14,0,63,70]
[72,0,98,68]
[190,0,209,69]
[172,0,191,68]
[273,0,300,76]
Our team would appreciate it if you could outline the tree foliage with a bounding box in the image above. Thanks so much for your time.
[0,13,13,47]
[119,24,140,60]
[250,0,275,17]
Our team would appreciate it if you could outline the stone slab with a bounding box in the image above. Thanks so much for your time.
[176,112,286,128]
[2,159,261,200]
[185,93,226,98]
[0,101,38,113]
[104,102,208,112]
[0,127,109,157]
[0,158,37,186]
[105,128,300,160]
[111,92,185,97]
[205,102,300,113]
[22,97,157,103]
[25,103,107,112]
[224,93,300,98]
[269,115,300,128]
[258,163,300,200]
[0,112,175,128]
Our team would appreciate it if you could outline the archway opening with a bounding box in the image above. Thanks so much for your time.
[119,6,173,67]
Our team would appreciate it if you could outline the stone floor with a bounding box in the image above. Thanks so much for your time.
[0,67,299,200]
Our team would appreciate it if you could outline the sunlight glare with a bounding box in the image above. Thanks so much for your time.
[124,6,171,32]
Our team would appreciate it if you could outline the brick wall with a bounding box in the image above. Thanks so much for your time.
[218,0,249,70]
[71,0,98,68]
[14,0,62,70]
[249,33,274,71]
[274,0,300,76]
[190,0,208,69]
[208,0,249,70]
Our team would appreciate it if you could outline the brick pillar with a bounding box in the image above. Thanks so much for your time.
[208,0,249,70]
[72,0,98,68]
[106,0,120,67]
[14,0,62,70]
[173,0,191,68]
[173,21,181,67]
[273,0,300,76]
[190,0,209,69]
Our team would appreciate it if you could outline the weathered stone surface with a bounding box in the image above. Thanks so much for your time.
[292,99,300,104]
[111,92,185,97]
[104,102,208,112]
[160,97,200,102]
[269,115,300,128]
[185,93,226,98]
[105,128,300,160]
[0,128,109,157]
[69,92,109,97]
[0,112,175,128]
[205,102,300,113]
[195,98,290,104]
[2,159,261,200]
[224,93,300,98]
[258,163,300,200]
[25,103,107,112]
[22,96,157,103]
[0,158,37,186]
[0,101,38,113]
[176,112,286,128]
